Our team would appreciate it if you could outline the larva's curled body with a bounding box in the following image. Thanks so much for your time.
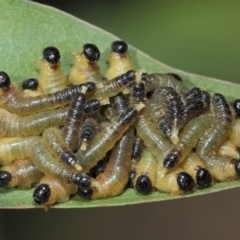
[163,114,213,169]
[68,44,102,85]
[0,107,67,138]
[181,153,212,189]
[196,93,239,181]
[0,160,43,188]
[105,41,134,80]
[0,73,95,116]
[146,87,186,144]
[218,140,240,159]
[38,46,67,93]
[134,148,157,195]
[62,93,86,151]
[33,176,77,207]
[135,108,172,161]
[78,128,134,199]
[141,73,189,95]
[42,128,82,171]
[93,70,136,104]
[0,137,38,165]
[76,105,143,172]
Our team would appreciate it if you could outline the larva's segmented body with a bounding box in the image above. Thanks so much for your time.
[69,44,102,85]
[0,76,95,116]
[42,128,81,171]
[62,93,86,151]
[163,114,213,169]
[106,41,134,80]
[196,93,239,181]
[38,46,67,93]
[0,159,43,188]
[141,73,189,95]
[134,148,157,195]
[131,136,145,161]
[0,107,67,138]
[76,106,142,172]
[78,127,134,199]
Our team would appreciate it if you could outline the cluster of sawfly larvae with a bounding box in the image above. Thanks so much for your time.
[1,40,240,209]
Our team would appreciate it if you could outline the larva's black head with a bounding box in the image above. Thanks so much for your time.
[234,159,240,177]
[233,99,240,118]
[84,99,100,114]
[131,82,146,102]
[83,81,96,93]
[0,71,11,90]
[73,173,91,187]
[111,40,128,53]
[177,172,195,192]
[128,170,136,188]
[83,43,100,63]
[33,184,51,204]
[116,70,136,85]
[43,46,60,64]
[22,78,39,90]
[0,171,12,188]
[60,150,77,166]
[196,168,212,188]
[167,73,182,82]
[77,186,93,200]
[163,152,179,169]
[135,174,153,195]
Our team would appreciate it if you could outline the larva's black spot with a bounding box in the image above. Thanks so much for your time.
[233,99,240,118]
[22,78,39,90]
[33,184,51,204]
[163,152,179,168]
[111,40,128,53]
[0,71,11,90]
[234,159,240,177]
[196,168,212,188]
[77,186,93,200]
[177,172,194,192]
[167,73,182,82]
[0,171,12,188]
[83,43,100,63]
[43,46,60,64]
[135,174,153,195]
[84,82,96,92]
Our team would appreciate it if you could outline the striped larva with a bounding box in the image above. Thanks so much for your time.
[0,159,43,188]
[62,93,86,152]
[93,70,136,105]
[146,87,186,144]
[134,148,157,195]
[0,137,39,165]
[78,127,134,200]
[135,108,172,161]
[68,43,102,85]
[105,40,134,80]
[141,73,189,95]
[27,137,85,187]
[131,136,145,161]
[181,153,212,189]
[0,107,67,138]
[78,117,98,151]
[196,93,240,181]
[163,114,213,169]
[21,78,43,97]
[76,104,144,172]
[42,127,82,171]
[37,46,68,93]
[33,176,77,207]
[0,71,95,116]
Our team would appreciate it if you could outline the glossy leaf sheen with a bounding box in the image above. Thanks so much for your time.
[0,0,240,209]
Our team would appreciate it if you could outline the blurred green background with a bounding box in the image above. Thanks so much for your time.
[1,1,240,240]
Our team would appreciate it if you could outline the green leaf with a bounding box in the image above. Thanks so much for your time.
[0,0,240,209]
